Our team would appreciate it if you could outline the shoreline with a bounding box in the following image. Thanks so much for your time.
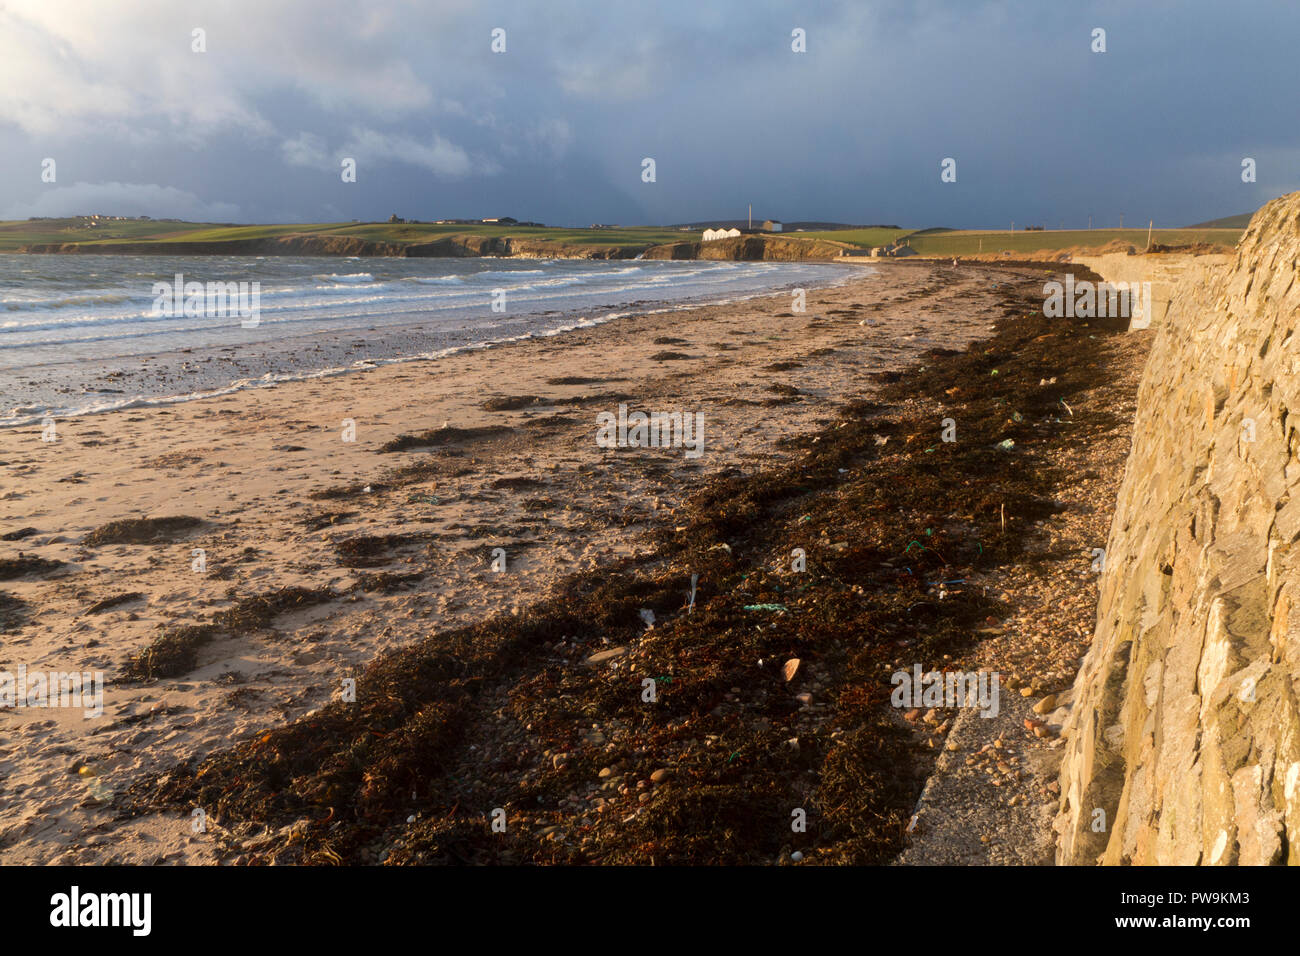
[1,261,856,428]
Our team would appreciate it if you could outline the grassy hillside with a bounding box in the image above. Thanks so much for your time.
[899,227,1242,257]
[0,218,211,250]
[1185,212,1256,229]
[0,219,694,253]
[0,218,1247,259]
[796,227,910,248]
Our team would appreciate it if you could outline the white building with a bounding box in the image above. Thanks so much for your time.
[702,227,742,241]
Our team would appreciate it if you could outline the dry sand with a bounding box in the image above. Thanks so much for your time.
[0,260,1041,864]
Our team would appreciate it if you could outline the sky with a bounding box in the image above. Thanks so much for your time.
[1,0,1297,229]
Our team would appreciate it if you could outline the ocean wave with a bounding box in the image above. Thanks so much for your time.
[473,269,546,278]
[403,275,465,285]
[2,292,134,312]
[312,272,375,283]
[0,260,861,397]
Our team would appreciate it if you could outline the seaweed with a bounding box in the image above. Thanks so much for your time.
[83,516,205,546]
[379,426,512,453]
[0,555,64,580]
[123,586,337,681]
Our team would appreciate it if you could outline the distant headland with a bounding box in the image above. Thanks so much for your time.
[0,215,1244,261]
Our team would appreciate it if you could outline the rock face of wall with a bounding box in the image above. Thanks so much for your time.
[1056,193,1300,864]
[1071,252,1232,330]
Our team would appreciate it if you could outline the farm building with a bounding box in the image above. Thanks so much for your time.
[702,227,742,241]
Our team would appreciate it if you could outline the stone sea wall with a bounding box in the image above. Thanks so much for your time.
[1071,251,1231,331]
[1056,192,1300,864]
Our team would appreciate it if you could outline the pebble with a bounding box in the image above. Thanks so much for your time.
[790,851,804,862]
[1032,693,1058,714]
[650,769,672,785]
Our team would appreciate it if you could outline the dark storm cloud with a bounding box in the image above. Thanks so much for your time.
[0,0,1295,227]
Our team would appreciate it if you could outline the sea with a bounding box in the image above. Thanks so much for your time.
[0,254,855,426]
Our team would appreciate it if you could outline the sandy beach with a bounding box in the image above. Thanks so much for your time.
[0,259,1047,863]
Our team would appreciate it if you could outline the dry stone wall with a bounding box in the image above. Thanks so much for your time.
[1056,193,1300,864]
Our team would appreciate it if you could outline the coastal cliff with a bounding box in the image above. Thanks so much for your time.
[17,232,844,261]
[641,235,850,261]
[18,233,641,260]
[1056,192,1300,864]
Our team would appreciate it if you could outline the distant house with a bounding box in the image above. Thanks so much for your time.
[481,216,518,224]
[702,227,742,241]
[388,213,406,223]
[763,220,783,232]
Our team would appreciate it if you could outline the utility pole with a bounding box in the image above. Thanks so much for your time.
[1146,219,1153,251]
[1088,214,1092,230]
[748,204,752,230]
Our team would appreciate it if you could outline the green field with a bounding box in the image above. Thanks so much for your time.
[0,218,697,252]
[0,218,1247,257]
[897,228,1242,257]
[795,227,910,248]
[0,217,211,250]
